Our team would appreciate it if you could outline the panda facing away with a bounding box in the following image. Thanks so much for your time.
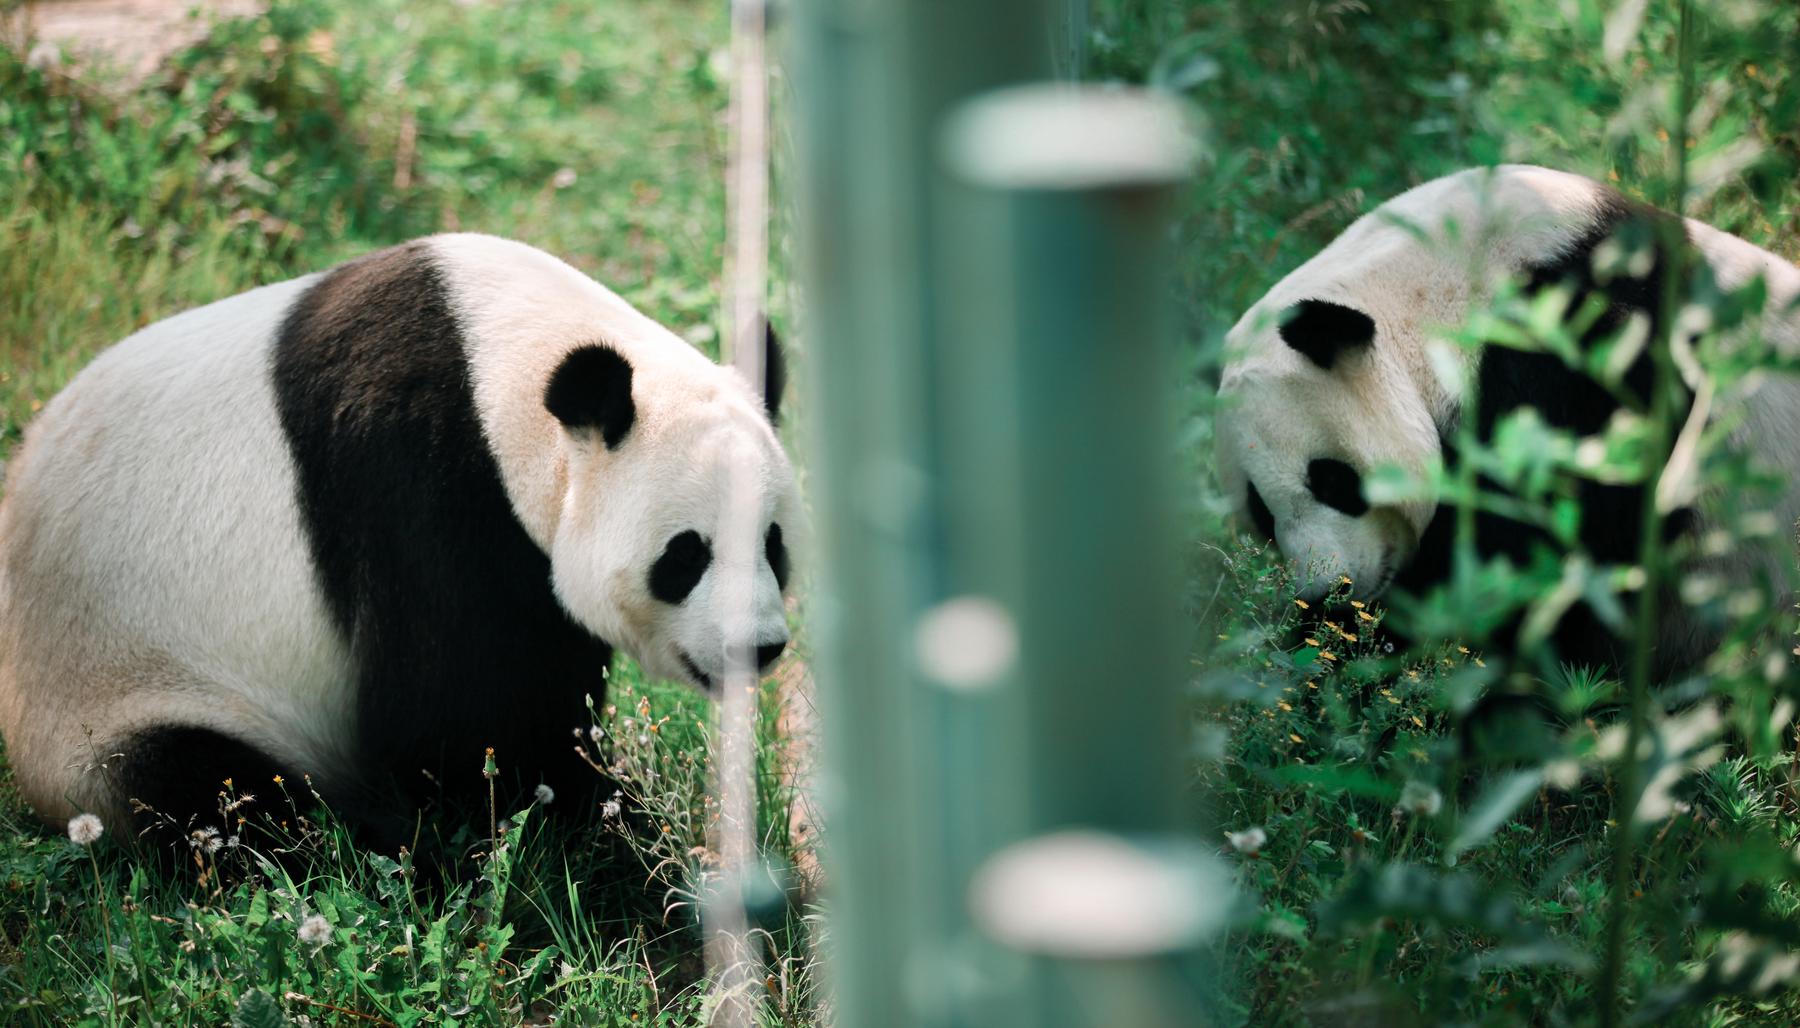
[0,234,798,850]
[1216,165,1800,672]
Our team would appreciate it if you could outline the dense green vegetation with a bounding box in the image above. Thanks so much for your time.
[4,0,1800,1024]
[1138,1,1800,1024]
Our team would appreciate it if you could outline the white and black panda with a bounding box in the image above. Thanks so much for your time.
[0,234,798,847]
[1216,165,1800,669]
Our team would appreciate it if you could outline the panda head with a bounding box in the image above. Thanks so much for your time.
[540,328,798,692]
[1215,296,1444,600]
[1214,166,1648,601]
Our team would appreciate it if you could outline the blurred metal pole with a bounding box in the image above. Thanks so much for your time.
[940,85,1214,1027]
[1051,0,1088,80]
[792,2,1213,1026]
[789,4,1051,1027]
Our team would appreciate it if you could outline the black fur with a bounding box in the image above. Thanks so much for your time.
[756,641,786,672]
[1398,187,1696,669]
[269,241,614,819]
[119,725,289,846]
[763,322,786,423]
[1245,481,1277,543]
[766,523,790,591]
[649,530,712,605]
[1307,458,1369,517]
[545,344,636,448]
[118,724,412,865]
[1279,299,1376,370]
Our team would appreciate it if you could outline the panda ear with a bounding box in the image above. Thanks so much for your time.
[762,321,786,424]
[545,344,635,448]
[1279,299,1376,370]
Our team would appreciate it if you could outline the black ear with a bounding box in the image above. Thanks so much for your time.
[545,344,635,448]
[1279,299,1376,370]
[762,321,786,424]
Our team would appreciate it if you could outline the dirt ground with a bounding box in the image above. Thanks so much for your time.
[5,0,262,83]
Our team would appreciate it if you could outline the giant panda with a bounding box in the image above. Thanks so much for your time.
[1215,165,1800,671]
[0,234,799,851]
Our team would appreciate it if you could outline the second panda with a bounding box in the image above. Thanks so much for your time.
[0,234,799,850]
[1215,165,1800,671]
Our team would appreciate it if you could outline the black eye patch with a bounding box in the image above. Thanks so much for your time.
[1306,458,1369,517]
[649,530,712,604]
[766,523,790,591]
[1245,481,1277,542]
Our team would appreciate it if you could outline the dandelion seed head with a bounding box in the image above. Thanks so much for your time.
[297,913,332,947]
[67,813,103,846]
[26,40,62,73]
[535,783,555,805]
[1396,780,1443,818]
[1226,827,1267,855]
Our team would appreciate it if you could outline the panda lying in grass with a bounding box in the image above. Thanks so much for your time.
[1216,165,1800,671]
[0,234,798,854]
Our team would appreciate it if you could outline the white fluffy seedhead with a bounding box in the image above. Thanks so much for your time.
[542,336,797,692]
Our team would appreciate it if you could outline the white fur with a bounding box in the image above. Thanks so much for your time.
[1218,166,1800,616]
[0,276,358,819]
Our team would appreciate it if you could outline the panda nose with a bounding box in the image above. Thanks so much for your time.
[756,639,788,673]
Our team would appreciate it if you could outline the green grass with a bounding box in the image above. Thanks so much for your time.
[8,0,1800,1024]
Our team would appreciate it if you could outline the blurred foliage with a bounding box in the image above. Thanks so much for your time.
[1095,0,1800,1024]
